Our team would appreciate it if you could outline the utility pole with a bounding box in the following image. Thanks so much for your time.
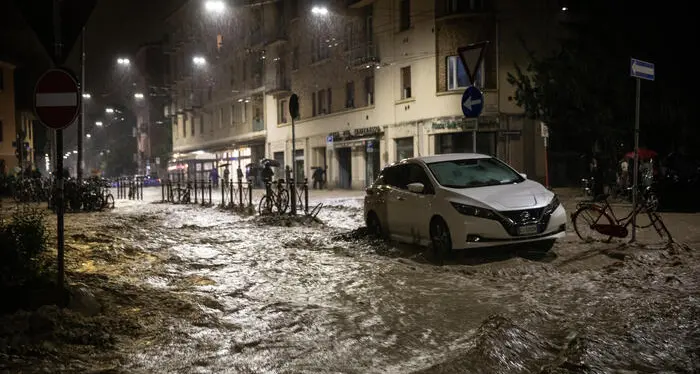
[77,27,85,182]
[52,0,65,295]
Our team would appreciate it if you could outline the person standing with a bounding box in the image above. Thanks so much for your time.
[223,166,230,186]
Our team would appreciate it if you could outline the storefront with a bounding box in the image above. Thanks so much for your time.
[328,125,383,189]
[429,116,500,156]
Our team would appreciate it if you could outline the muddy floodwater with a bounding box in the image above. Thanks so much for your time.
[1,190,699,373]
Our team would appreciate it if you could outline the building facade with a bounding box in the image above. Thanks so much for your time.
[166,0,563,188]
[0,61,35,174]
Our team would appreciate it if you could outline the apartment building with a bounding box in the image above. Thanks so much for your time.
[0,61,35,174]
[166,0,563,187]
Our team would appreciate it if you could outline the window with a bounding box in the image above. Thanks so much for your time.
[399,0,411,31]
[174,123,178,140]
[365,76,374,105]
[200,115,204,134]
[231,105,236,126]
[241,102,247,123]
[317,90,327,115]
[406,164,434,194]
[401,66,412,99]
[312,92,317,116]
[311,36,330,62]
[345,81,355,108]
[365,11,374,44]
[447,56,484,90]
[327,88,332,114]
[182,116,187,138]
[395,137,414,160]
[427,157,524,188]
[219,107,224,128]
[279,99,288,123]
[190,114,195,136]
[292,47,299,70]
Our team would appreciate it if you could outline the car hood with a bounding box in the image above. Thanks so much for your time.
[443,180,553,211]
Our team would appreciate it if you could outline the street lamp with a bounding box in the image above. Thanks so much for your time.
[134,93,145,99]
[73,150,78,154]
[193,56,206,66]
[105,108,114,114]
[82,93,91,99]
[117,57,131,65]
[311,6,329,15]
[205,0,225,13]
[561,6,568,11]
[86,133,91,139]
[95,121,103,127]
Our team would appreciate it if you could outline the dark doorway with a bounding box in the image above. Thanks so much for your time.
[337,147,352,189]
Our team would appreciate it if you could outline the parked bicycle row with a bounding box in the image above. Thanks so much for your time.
[48,177,115,212]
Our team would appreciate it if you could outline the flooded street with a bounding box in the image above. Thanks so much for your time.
[2,189,700,373]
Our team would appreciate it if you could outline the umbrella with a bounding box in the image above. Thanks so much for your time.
[260,158,281,167]
[625,148,657,161]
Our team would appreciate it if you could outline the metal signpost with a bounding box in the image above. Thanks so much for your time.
[629,57,655,242]
[34,67,81,292]
[289,94,300,215]
[457,41,489,152]
[541,122,550,188]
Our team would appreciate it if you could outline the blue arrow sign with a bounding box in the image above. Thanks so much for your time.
[461,86,484,118]
[630,58,654,81]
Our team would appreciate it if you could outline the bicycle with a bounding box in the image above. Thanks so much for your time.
[258,179,289,215]
[571,186,671,244]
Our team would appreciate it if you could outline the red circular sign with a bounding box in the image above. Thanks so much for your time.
[33,68,81,130]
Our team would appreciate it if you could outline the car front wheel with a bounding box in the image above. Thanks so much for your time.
[366,212,384,239]
[430,217,452,258]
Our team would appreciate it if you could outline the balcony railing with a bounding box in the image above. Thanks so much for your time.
[252,118,264,132]
[263,25,288,46]
[347,43,379,68]
[266,74,291,94]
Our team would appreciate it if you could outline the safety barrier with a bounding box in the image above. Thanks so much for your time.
[114,177,143,200]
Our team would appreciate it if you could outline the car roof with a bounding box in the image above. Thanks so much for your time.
[403,153,492,165]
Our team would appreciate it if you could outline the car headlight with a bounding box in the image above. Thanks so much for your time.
[543,195,560,215]
[451,202,498,220]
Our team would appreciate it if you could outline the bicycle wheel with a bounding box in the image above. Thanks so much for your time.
[572,205,615,243]
[258,195,273,215]
[104,194,115,209]
[277,190,290,214]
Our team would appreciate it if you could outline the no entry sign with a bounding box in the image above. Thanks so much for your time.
[34,68,81,130]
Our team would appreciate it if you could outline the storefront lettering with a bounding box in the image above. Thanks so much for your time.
[329,126,382,141]
[432,117,498,131]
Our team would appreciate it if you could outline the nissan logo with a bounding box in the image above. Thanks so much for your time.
[519,211,531,222]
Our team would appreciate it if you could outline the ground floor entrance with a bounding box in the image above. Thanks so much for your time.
[337,147,352,189]
[365,140,380,187]
[435,132,497,156]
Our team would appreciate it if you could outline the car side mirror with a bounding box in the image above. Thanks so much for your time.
[520,173,527,179]
[407,182,425,193]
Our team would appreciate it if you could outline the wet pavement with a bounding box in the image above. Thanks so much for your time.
[1,187,699,373]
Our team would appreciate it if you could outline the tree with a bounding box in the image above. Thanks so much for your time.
[507,0,695,160]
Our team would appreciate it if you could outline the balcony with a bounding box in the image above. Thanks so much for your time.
[347,43,379,69]
[263,25,289,47]
[266,74,291,95]
[252,118,264,132]
[435,0,493,19]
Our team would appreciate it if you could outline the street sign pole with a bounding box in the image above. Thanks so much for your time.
[77,28,85,182]
[631,77,641,242]
[629,57,654,243]
[541,122,550,188]
[289,94,299,216]
[472,121,477,153]
[458,41,489,153]
[52,0,65,295]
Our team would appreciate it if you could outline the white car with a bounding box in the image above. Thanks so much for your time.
[364,153,566,254]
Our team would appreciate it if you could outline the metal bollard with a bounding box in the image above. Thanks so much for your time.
[238,179,243,207]
[248,181,253,208]
[290,177,297,215]
[229,179,234,208]
[140,178,144,200]
[208,180,212,205]
[161,182,165,202]
[194,179,198,204]
[221,180,225,206]
[304,178,309,215]
[177,181,181,203]
[201,180,205,205]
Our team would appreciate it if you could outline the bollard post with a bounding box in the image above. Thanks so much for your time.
[248,181,253,208]
[118,178,121,199]
[194,179,198,204]
[161,182,165,202]
[304,178,309,215]
[229,179,234,208]
[221,180,225,207]
[140,178,144,200]
[201,180,205,206]
[208,180,212,205]
[177,181,181,203]
[290,177,297,215]
[238,179,243,207]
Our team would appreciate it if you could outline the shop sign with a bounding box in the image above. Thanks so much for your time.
[432,119,477,131]
[329,126,382,142]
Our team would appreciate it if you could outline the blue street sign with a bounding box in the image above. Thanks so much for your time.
[326,135,333,143]
[630,58,655,81]
[461,86,484,118]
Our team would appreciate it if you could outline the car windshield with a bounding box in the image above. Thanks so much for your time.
[426,157,524,188]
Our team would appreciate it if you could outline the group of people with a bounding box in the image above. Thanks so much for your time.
[588,155,657,196]
[205,162,328,189]
[208,165,244,188]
